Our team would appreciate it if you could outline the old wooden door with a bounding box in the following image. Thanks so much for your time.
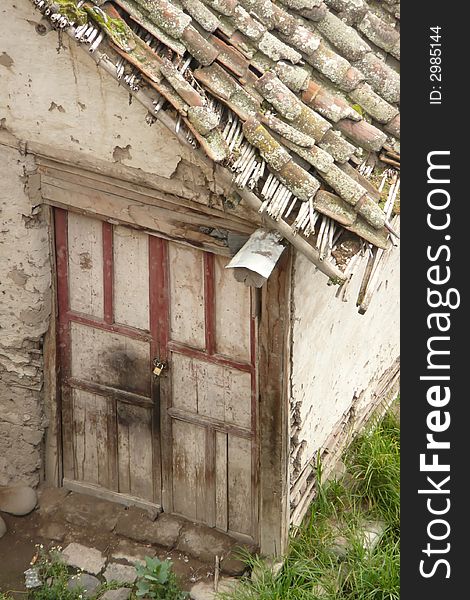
[55,209,258,542]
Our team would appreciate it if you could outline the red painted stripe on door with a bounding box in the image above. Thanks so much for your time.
[102,221,114,325]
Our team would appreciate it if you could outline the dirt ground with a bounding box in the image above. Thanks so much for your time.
[0,488,223,597]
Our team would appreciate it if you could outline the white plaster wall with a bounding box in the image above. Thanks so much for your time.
[290,245,400,480]
[0,0,203,180]
[0,145,51,486]
[0,0,215,486]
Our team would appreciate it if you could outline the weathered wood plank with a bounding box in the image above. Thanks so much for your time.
[172,420,206,521]
[258,250,292,555]
[227,435,253,537]
[38,161,257,230]
[62,478,162,513]
[41,181,234,256]
[215,431,228,531]
[113,226,150,330]
[214,255,251,361]
[68,212,104,318]
[171,354,252,429]
[168,243,205,349]
[70,322,151,397]
[117,403,155,502]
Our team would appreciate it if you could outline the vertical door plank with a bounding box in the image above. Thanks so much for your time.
[168,243,205,349]
[215,431,228,531]
[214,255,251,361]
[172,420,206,520]
[117,403,154,502]
[71,389,111,487]
[68,213,104,318]
[227,435,253,536]
[113,226,149,331]
[170,353,199,413]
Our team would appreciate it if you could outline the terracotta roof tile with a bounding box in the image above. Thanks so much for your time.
[318,129,356,163]
[314,10,370,61]
[348,81,398,124]
[384,113,400,139]
[180,0,220,32]
[335,117,387,151]
[31,0,400,255]
[134,0,192,38]
[358,11,399,55]
[355,52,399,104]
[181,26,219,65]
[243,118,292,170]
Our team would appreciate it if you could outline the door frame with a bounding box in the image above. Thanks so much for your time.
[43,201,291,555]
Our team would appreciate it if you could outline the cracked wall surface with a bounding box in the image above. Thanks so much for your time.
[0,144,51,487]
[0,1,215,185]
[289,245,400,514]
[0,0,220,486]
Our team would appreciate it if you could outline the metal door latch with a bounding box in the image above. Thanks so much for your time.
[152,358,167,377]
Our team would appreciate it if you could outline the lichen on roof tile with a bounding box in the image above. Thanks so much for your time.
[29,0,400,257]
[256,72,303,121]
[277,0,324,10]
[308,41,351,85]
[180,0,220,32]
[233,5,266,40]
[181,26,219,65]
[314,10,370,61]
[335,117,387,152]
[133,0,192,39]
[114,0,187,54]
[318,129,356,163]
[355,52,400,104]
[243,118,292,171]
[274,61,310,93]
[160,59,206,106]
[263,113,316,147]
[257,30,302,63]
[358,10,399,54]
[188,105,221,134]
[202,0,238,16]
[349,81,398,124]
[277,160,321,202]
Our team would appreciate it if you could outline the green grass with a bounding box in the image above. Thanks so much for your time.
[222,405,400,600]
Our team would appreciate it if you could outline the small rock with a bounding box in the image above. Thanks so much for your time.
[61,543,106,575]
[190,577,238,600]
[37,487,70,516]
[177,523,234,564]
[101,589,132,600]
[67,573,100,598]
[251,558,283,582]
[360,520,386,552]
[111,539,155,565]
[115,510,183,548]
[330,534,349,558]
[0,516,6,539]
[0,485,37,515]
[60,492,120,532]
[37,521,65,542]
[103,562,137,584]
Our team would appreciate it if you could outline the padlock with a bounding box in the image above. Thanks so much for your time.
[152,359,166,377]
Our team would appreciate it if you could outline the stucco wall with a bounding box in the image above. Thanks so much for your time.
[0,0,217,485]
[0,0,213,183]
[0,145,51,486]
[290,245,400,508]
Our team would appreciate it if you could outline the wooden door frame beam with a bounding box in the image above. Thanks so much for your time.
[258,248,292,556]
